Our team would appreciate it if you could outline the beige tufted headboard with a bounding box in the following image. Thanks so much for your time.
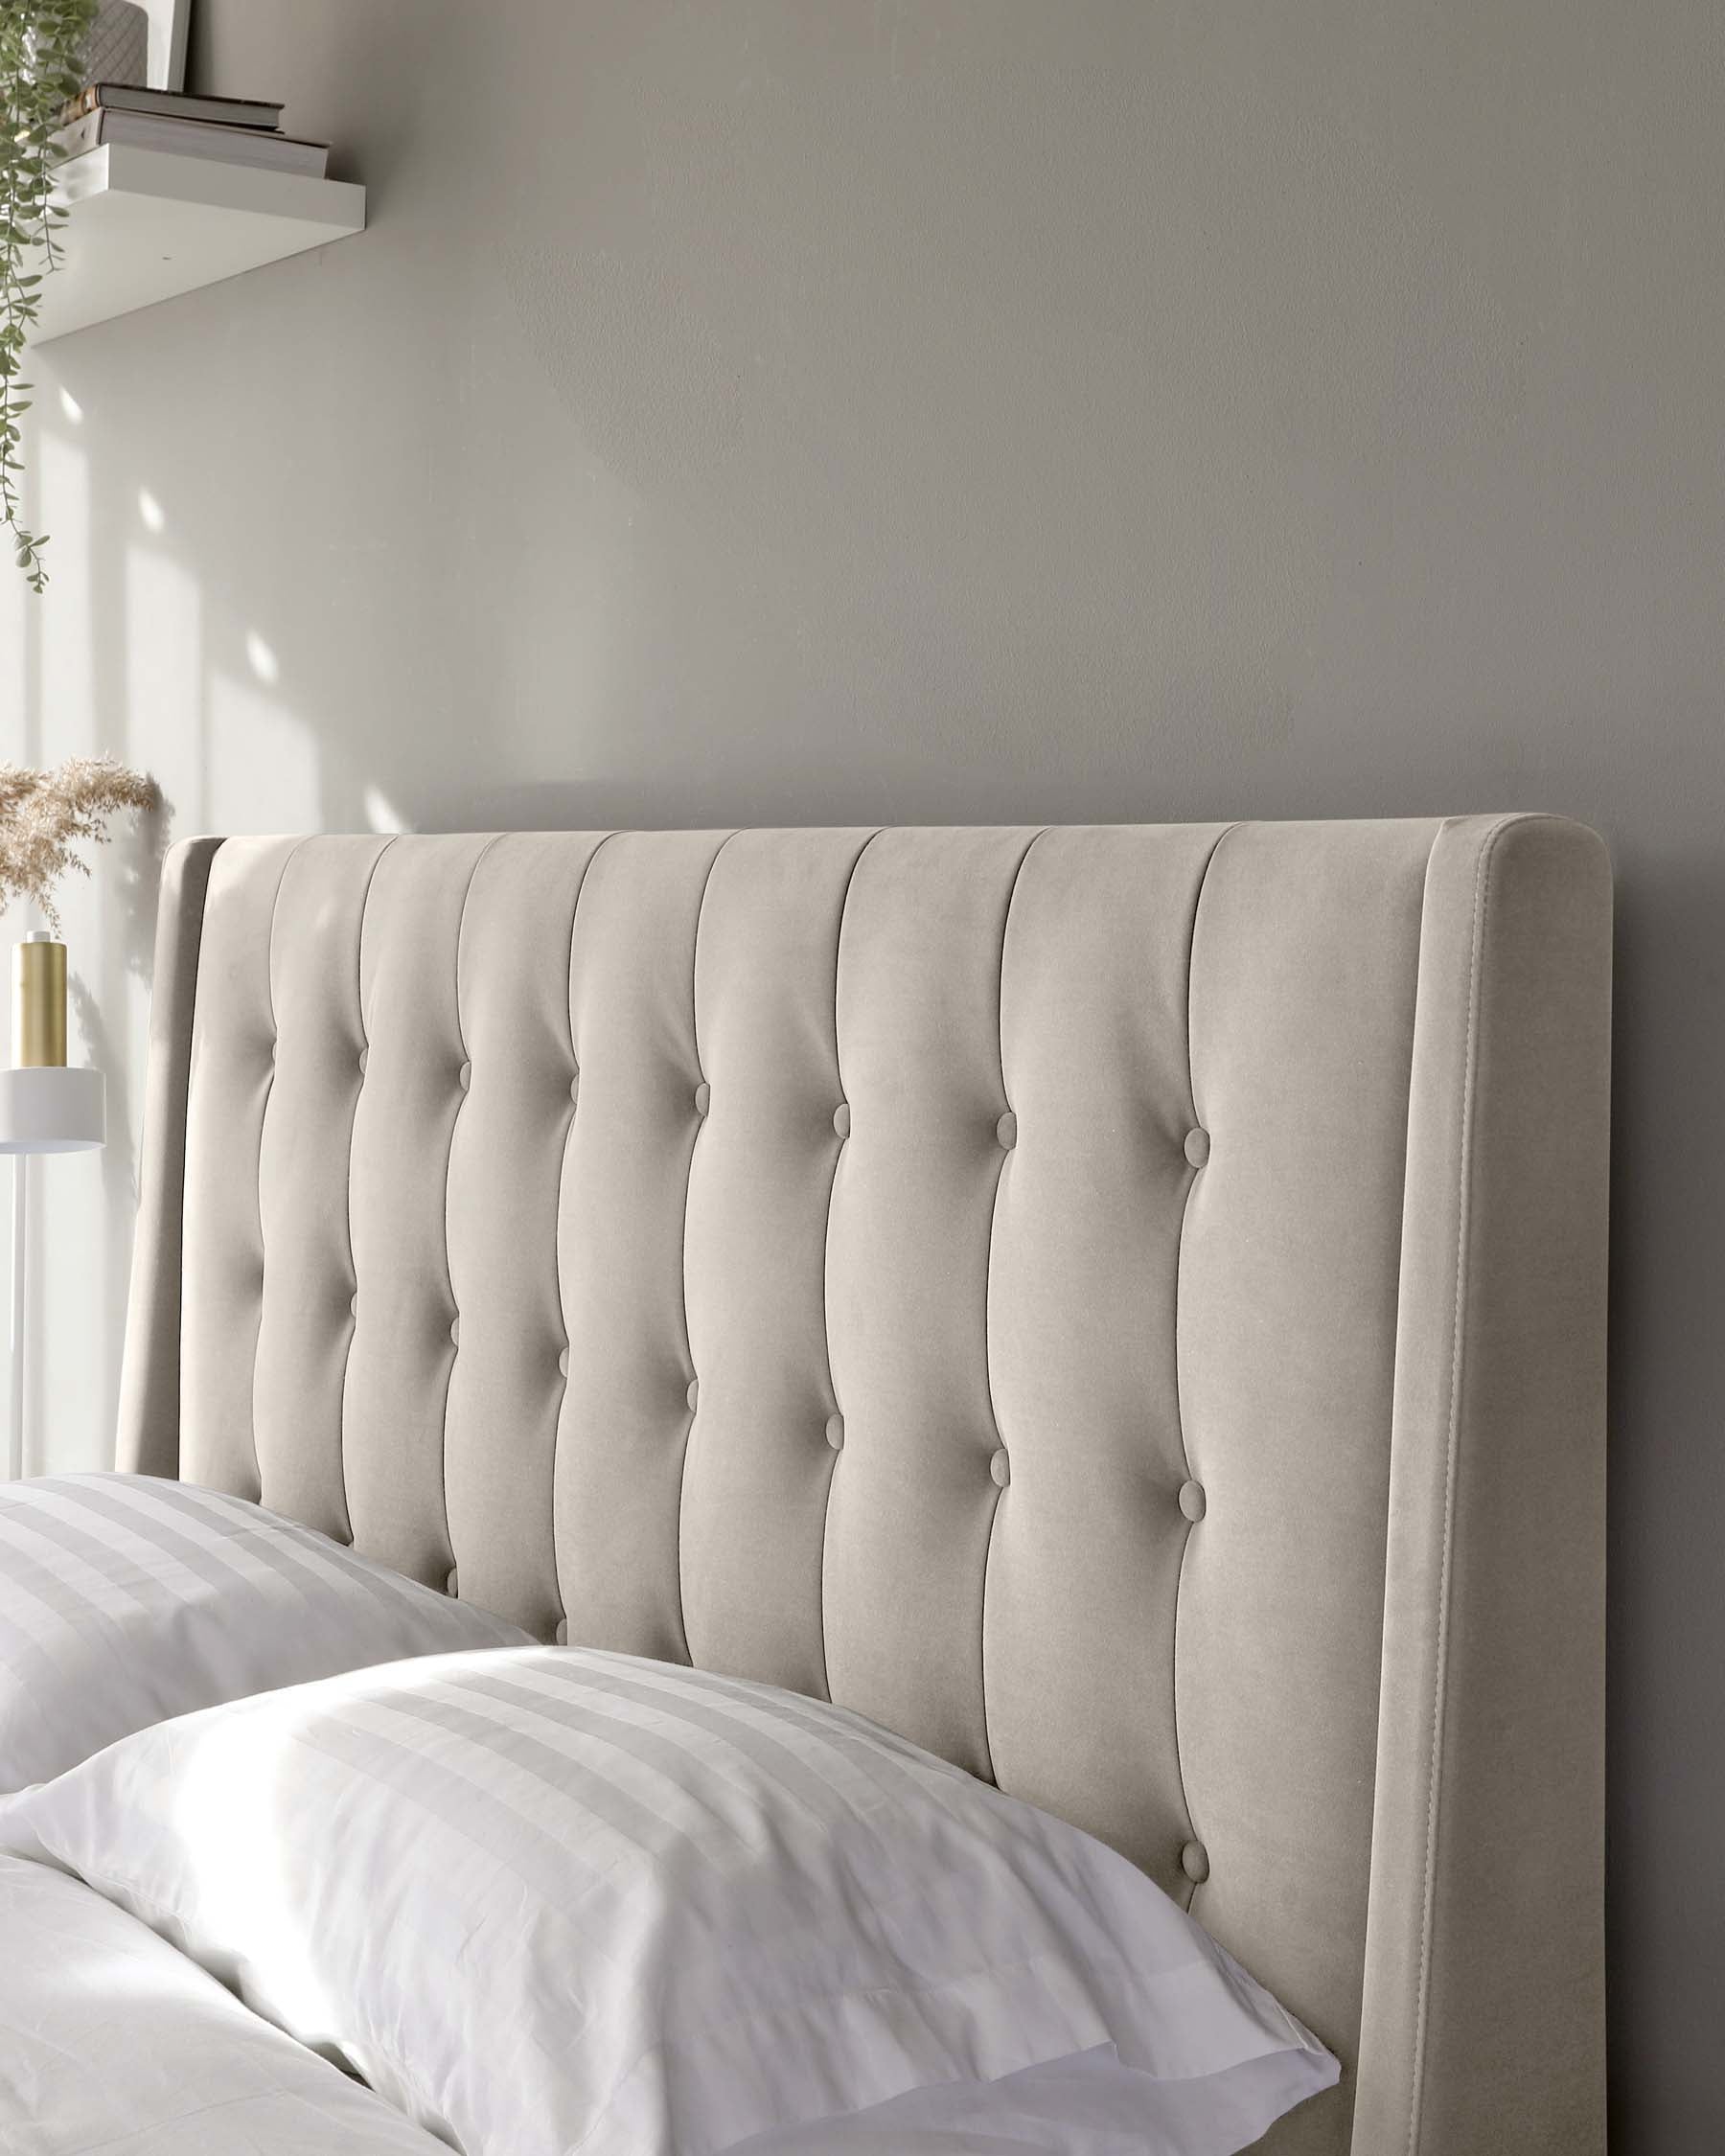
[118,818,1610,2156]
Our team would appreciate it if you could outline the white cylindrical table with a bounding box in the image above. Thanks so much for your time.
[0,1067,104,1481]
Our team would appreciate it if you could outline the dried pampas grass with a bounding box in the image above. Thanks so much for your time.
[0,756,157,933]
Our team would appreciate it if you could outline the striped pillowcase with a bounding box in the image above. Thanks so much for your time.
[0,1473,530,1792]
[0,1643,1337,2156]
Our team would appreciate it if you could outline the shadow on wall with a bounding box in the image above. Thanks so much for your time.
[113,787,174,986]
[1600,839,1725,2155]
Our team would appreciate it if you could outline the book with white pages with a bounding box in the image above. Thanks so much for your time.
[54,108,329,178]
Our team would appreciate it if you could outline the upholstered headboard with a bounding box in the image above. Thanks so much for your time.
[117,818,1610,2156]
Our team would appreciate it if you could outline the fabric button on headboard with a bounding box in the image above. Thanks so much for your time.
[119,819,1613,2156]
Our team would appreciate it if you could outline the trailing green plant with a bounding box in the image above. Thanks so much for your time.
[1,0,97,593]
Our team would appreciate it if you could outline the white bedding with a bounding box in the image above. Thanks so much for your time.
[732,2047,1340,2154]
[0,1645,1337,2156]
[0,1854,454,2154]
[0,1845,1320,2156]
[0,1480,1337,2155]
[0,1473,529,1792]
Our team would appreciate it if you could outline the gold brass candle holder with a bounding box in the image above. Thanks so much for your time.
[12,932,67,1069]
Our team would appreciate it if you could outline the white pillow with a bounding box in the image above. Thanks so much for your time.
[0,1851,457,2154]
[726,2045,1340,2154]
[0,1472,530,1791]
[0,1644,1337,2156]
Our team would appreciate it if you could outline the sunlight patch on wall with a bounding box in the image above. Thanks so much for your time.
[136,488,166,535]
[362,784,409,834]
[244,631,280,685]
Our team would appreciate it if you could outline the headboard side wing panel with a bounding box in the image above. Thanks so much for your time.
[116,836,224,1479]
[1355,814,1611,2156]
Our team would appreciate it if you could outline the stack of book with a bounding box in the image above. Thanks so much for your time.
[54,83,329,178]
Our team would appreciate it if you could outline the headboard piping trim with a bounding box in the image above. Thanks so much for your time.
[1168,820,1237,1913]
[435,836,504,1575]
[336,835,397,1546]
[248,838,307,1502]
[1403,812,1511,2155]
[976,828,1046,1786]
[673,832,741,1662]
[814,828,882,1702]
[550,829,620,1634]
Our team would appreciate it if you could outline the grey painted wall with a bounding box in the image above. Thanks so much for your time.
[2,3,1719,2147]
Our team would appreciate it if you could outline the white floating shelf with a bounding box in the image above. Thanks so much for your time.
[30,144,365,345]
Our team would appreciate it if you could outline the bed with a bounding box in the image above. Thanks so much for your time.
[28,816,1610,2154]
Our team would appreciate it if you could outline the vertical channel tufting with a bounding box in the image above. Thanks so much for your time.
[1175,819,1435,2065]
[974,828,1045,1788]
[254,837,391,1539]
[344,837,498,1587]
[555,832,732,1659]
[821,828,1041,1779]
[181,837,304,1502]
[443,835,610,1636]
[980,825,1230,1887]
[680,830,877,1695]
